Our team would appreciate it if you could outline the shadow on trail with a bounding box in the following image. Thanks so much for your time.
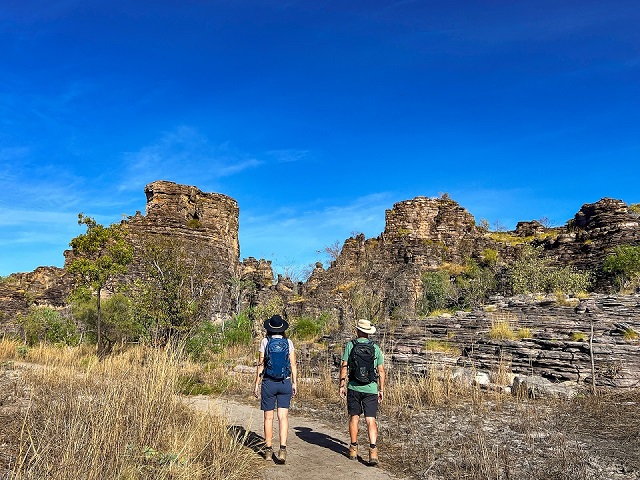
[228,425,266,455]
[294,426,347,456]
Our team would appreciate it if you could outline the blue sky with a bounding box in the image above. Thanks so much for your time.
[1,0,638,277]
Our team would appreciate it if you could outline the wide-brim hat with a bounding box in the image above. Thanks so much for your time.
[356,319,376,334]
[264,314,289,333]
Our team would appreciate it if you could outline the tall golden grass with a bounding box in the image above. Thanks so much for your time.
[1,341,261,480]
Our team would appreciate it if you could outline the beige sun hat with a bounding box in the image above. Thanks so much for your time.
[356,319,376,334]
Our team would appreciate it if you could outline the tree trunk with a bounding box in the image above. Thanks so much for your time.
[97,287,103,357]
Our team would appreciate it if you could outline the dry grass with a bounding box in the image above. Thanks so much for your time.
[0,342,262,480]
[3,338,639,480]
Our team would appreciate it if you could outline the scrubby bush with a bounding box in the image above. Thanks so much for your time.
[291,313,333,341]
[455,259,497,308]
[18,306,79,346]
[220,311,253,346]
[603,244,640,293]
[418,270,453,315]
[70,291,141,345]
[508,245,592,295]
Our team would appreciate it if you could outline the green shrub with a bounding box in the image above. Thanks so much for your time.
[481,248,498,266]
[176,373,215,395]
[418,270,453,315]
[291,314,331,341]
[570,331,588,342]
[455,259,497,308]
[18,306,79,346]
[184,321,221,361]
[603,244,640,292]
[508,245,592,294]
[221,311,252,347]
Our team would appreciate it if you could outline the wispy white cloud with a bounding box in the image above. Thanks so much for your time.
[120,126,264,191]
[266,149,310,163]
[239,192,392,275]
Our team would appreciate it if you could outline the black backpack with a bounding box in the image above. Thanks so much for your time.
[263,337,291,381]
[348,339,377,384]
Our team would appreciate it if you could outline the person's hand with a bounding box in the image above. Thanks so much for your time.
[254,384,260,399]
[339,385,346,399]
[292,382,298,396]
[378,390,384,403]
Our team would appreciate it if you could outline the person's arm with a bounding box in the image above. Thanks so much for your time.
[254,351,264,398]
[339,360,348,399]
[289,348,298,395]
[377,364,385,403]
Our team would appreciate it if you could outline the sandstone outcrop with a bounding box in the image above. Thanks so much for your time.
[0,267,73,335]
[380,294,640,389]
[1,182,639,390]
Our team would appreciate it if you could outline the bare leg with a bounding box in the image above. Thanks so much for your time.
[365,416,378,445]
[264,410,275,447]
[349,415,360,443]
[276,407,289,446]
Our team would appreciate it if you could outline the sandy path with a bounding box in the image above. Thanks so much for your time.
[184,395,403,480]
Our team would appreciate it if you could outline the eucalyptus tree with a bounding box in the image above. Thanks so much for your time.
[67,214,133,355]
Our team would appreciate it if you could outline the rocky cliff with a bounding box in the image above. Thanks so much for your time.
[384,293,640,389]
[292,196,640,324]
[1,183,639,390]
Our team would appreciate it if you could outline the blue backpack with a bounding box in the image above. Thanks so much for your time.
[263,337,291,381]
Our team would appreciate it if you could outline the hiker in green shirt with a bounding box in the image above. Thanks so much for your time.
[339,319,385,466]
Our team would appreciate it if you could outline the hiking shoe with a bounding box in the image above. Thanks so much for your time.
[348,444,358,460]
[369,446,378,466]
[276,448,287,464]
[263,446,273,461]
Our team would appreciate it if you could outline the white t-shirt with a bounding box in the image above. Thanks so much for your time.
[259,335,295,354]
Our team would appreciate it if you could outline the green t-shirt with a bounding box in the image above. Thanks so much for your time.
[342,338,384,394]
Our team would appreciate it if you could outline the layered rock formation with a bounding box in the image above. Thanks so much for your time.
[1,182,639,390]
[0,267,73,335]
[131,180,240,270]
[294,196,640,324]
[384,294,640,388]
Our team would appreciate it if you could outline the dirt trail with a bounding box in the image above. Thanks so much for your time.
[185,395,403,480]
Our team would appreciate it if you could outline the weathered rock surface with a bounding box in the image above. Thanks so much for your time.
[1,182,640,389]
[0,267,73,335]
[380,294,640,389]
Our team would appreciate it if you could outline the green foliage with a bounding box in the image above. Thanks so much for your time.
[629,203,640,215]
[508,245,592,295]
[418,259,498,315]
[455,259,497,308]
[425,339,459,354]
[291,312,332,341]
[69,292,140,344]
[603,245,640,292]
[186,219,202,229]
[184,311,256,362]
[67,214,133,353]
[67,214,134,289]
[570,331,588,342]
[251,296,285,326]
[481,248,498,266]
[176,373,215,395]
[418,270,453,315]
[220,311,252,347]
[184,321,221,361]
[129,236,225,343]
[18,306,79,346]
